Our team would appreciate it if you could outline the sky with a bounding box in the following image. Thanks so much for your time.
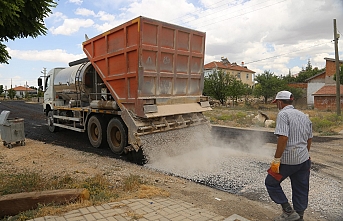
[1,0,343,89]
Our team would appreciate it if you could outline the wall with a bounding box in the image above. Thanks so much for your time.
[232,70,254,86]
[325,60,341,84]
[314,95,343,110]
[204,68,254,86]
[307,82,325,106]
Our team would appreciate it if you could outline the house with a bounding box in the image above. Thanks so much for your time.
[6,86,37,98]
[312,85,343,110]
[204,57,255,86]
[306,58,343,110]
[305,70,326,107]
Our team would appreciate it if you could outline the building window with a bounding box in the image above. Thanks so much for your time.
[237,72,241,79]
[246,74,249,79]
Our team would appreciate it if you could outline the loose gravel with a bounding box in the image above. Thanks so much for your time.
[141,125,343,221]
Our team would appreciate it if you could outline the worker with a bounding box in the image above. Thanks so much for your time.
[265,90,312,221]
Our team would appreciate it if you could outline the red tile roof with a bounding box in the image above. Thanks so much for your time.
[12,86,36,92]
[312,85,343,96]
[204,61,255,73]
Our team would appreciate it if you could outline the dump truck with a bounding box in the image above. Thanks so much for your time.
[41,16,211,163]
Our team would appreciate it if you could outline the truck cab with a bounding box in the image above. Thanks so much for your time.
[42,67,66,114]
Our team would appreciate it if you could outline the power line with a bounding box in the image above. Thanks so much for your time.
[244,41,330,65]
[176,0,241,25]
[196,0,287,30]
[168,0,235,23]
[178,0,279,28]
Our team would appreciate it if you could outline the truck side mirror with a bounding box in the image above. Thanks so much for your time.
[38,78,42,87]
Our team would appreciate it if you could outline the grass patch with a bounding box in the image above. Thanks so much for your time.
[310,113,343,134]
[0,171,47,195]
[205,106,342,134]
[138,184,170,198]
[122,174,144,192]
[0,172,169,221]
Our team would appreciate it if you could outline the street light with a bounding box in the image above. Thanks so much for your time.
[38,67,47,91]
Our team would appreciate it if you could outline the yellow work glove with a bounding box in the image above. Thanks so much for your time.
[270,158,281,173]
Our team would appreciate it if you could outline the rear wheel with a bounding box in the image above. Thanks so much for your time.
[47,111,59,132]
[87,115,106,148]
[107,118,127,154]
[126,148,146,165]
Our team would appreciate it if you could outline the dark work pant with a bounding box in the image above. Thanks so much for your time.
[265,159,311,212]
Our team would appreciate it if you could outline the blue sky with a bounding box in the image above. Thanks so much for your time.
[1,0,343,89]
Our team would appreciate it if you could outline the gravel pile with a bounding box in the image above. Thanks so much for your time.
[142,125,343,221]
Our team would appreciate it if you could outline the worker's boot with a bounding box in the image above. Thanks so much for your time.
[274,203,300,221]
[296,211,304,221]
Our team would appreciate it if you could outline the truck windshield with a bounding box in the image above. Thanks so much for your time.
[45,76,50,91]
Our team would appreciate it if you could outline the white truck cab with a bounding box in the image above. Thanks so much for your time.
[42,67,65,114]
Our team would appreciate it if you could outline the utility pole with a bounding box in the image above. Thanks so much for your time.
[333,19,341,116]
[39,67,47,91]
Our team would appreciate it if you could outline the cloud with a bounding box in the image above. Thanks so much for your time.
[68,0,83,5]
[47,11,67,22]
[92,0,130,11]
[125,0,197,22]
[73,8,117,32]
[50,18,94,35]
[8,48,85,63]
[187,0,343,75]
[75,8,96,16]
[96,11,115,21]
[75,8,115,21]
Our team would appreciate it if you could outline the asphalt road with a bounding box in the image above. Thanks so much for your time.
[0,100,121,159]
[0,100,337,154]
[1,100,342,220]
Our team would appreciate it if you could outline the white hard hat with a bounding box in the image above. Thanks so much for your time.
[272,90,293,103]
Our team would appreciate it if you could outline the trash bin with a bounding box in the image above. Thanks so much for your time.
[0,110,25,148]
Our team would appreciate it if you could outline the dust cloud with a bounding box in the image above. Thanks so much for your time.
[142,125,274,191]
[141,125,343,219]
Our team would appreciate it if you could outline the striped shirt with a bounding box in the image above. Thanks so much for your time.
[274,105,313,165]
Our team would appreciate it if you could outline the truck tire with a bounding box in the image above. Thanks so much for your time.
[107,118,127,154]
[47,111,59,132]
[87,115,106,148]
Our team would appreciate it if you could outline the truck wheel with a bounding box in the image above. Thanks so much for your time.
[107,118,127,154]
[47,111,59,132]
[88,115,106,148]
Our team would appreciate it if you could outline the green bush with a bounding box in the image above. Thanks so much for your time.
[311,117,335,132]
[217,115,234,121]
[0,171,46,195]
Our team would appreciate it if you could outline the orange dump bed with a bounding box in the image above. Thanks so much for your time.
[83,16,206,118]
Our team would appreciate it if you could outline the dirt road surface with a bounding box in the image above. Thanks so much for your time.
[0,101,342,220]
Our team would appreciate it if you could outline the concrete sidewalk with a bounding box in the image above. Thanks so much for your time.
[28,198,250,221]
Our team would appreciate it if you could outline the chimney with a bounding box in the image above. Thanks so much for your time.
[241,61,247,68]
[221,57,230,64]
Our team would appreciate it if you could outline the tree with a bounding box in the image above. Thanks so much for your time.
[253,70,286,103]
[203,70,232,105]
[295,59,325,83]
[227,78,246,106]
[304,59,312,72]
[333,64,343,85]
[0,0,56,63]
[282,71,296,83]
[0,85,3,95]
[286,87,304,100]
[7,88,16,99]
[242,83,253,104]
